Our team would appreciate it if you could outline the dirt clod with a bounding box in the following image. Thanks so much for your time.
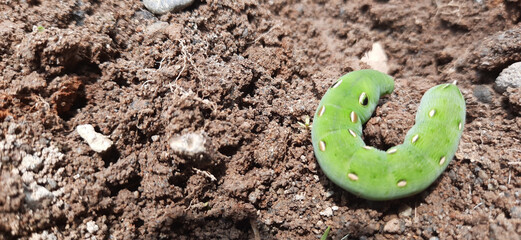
[1,0,521,239]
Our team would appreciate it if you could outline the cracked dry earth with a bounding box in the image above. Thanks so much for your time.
[1,0,521,239]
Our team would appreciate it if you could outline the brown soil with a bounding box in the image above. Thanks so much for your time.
[1,0,521,239]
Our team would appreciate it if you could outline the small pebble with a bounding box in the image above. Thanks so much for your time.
[361,42,389,74]
[383,218,401,233]
[313,175,319,181]
[510,206,521,219]
[324,190,334,198]
[473,85,493,103]
[319,207,333,217]
[169,132,206,156]
[398,204,413,217]
[86,220,99,234]
[20,154,43,172]
[495,62,521,93]
[248,191,259,203]
[143,0,194,14]
[47,178,57,190]
[76,124,113,153]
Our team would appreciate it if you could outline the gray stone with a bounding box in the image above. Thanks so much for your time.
[143,0,194,14]
[495,62,521,93]
[473,85,493,103]
[510,206,521,219]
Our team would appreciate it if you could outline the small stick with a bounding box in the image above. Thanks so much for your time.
[473,202,483,210]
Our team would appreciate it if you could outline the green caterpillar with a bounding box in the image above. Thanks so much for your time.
[311,69,466,201]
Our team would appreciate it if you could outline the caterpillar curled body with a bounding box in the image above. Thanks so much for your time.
[311,69,466,201]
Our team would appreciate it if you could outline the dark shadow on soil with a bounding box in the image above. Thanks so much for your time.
[108,173,142,197]
[100,146,121,168]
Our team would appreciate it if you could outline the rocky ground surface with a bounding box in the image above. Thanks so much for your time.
[0,0,520,239]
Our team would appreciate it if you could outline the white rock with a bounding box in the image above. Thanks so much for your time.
[86,220,99,234]
[361,42,389,74]
[324,190,334,198]
[151,135,160,142]
[25,182,54,204]
[319,207,333,217]
[76,124,113,153]
[169,132,206,156]
[495,62,521,93]
[20,154,43,172]
[313,175,320,181]
[143,0,194,14]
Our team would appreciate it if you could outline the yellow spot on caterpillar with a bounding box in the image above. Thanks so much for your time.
[348,173,359,181]
[348,129,357,137]
[363,146,373,150]
[439,156,446,165]
[332,79,343,88]
[318,106,326,117]
[350,111,358,123]
[458,122,462,130]
[397,180,407,187]
[387,148,397,154]
[319,141,326,151]
[359,92,368,106]
[429,109,436,117]
[412,134,419,143]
